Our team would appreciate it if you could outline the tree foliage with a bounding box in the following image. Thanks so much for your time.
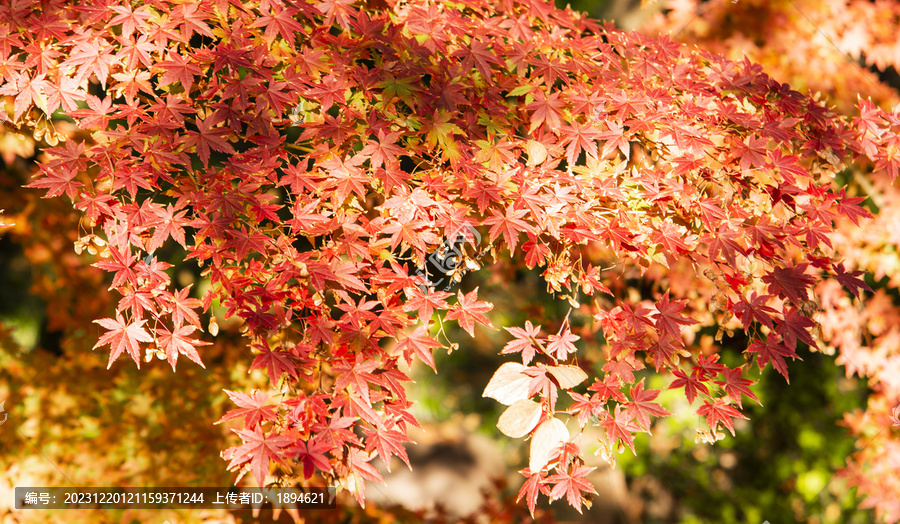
[2,0,899,516]
[645,1,900,520]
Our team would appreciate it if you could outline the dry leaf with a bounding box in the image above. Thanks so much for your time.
[497,399,543,438]
[483,362,532,405]
[529,417,569,473]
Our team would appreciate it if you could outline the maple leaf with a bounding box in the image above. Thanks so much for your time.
[832,262,872,299]
[359,130,404,169]
[652,292,699,338]
[66,37,117,88]
[452,39,505,78]
[525,90,565,132]
[157,324,208,371]
[547,465,597,514]
[566,391,606,426]
[517,468,549,518]
[227,426,292,486]
[762,263,815,304]
[776,307,817,351]
[347,448,385,505]
[546,328,580,361]
[714,367,759,408]
[109,4,152,39]
[93,314,153,369]
[669,368,709,405]
[832,188,873,226]
[624,380,671,432]
[484,204,532,254]
[250,343,297,385]
[217,390,278,429]
[332,357,380,404]
[26,164,82,200]
[733,292,779,330]
[745,336,801,382]
[402,287,451,323]
[599,405,642,454]
[6,72,49,121]
[734,136,769,171]
[149,204,191,251]
[187,116,236,167]
[395,325,441,371]
[176,3,215,42]
[155,51,202,93]
[696,398,747,436]
[767,149,807,183]
[289,435,334,479]
[422,109,463,152]
[445,287,494,337]
[588,375,628,403]
[364,422,412,472]
[502,321,544,365]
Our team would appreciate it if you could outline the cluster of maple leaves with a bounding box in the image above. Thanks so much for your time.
[647,1,900,520]
[3,0,899,515]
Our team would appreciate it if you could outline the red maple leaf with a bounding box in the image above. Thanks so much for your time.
[187,116,236,167]
[288,435,334,479]
[714,367,759,408]
[624,380,671,431]
[732,292,778,330]
[483,204,532,254]
[776,307,817,351]
[332,357,380,404]
[546,327,580,361]
[395,325,441,371]
[696,398,747,436]
[566,391,606,426]
[502,321,545,365]
[832,188,873,226]
[832,262,872,299]
[745,335,801,382]
[445,287,494,337]
[155,51,202,93]
[167,286,202,329]
[359,130,405,169]
[347,448,384,504]
[25,164,82,200]
[762,263,815,304]
[66,38,117,88]
[669,368,709,405]
[284,436,334,480]
[599,405,641,454]
[516,468,549,518]
[156,323,208,371]
[402,288,451,322]
[364,422,412,472]
[93,314,153,369]
[547,465,597,514]
[227,426,292,486]
[217,390,279,429]
[652,292,699,338]
[525,90,565,132]
[734,136,769,170]
[587,375,628,403]
[250,342,297,385]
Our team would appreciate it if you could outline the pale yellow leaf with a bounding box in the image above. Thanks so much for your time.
[497,399,543,438]
[529,417,569,473]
